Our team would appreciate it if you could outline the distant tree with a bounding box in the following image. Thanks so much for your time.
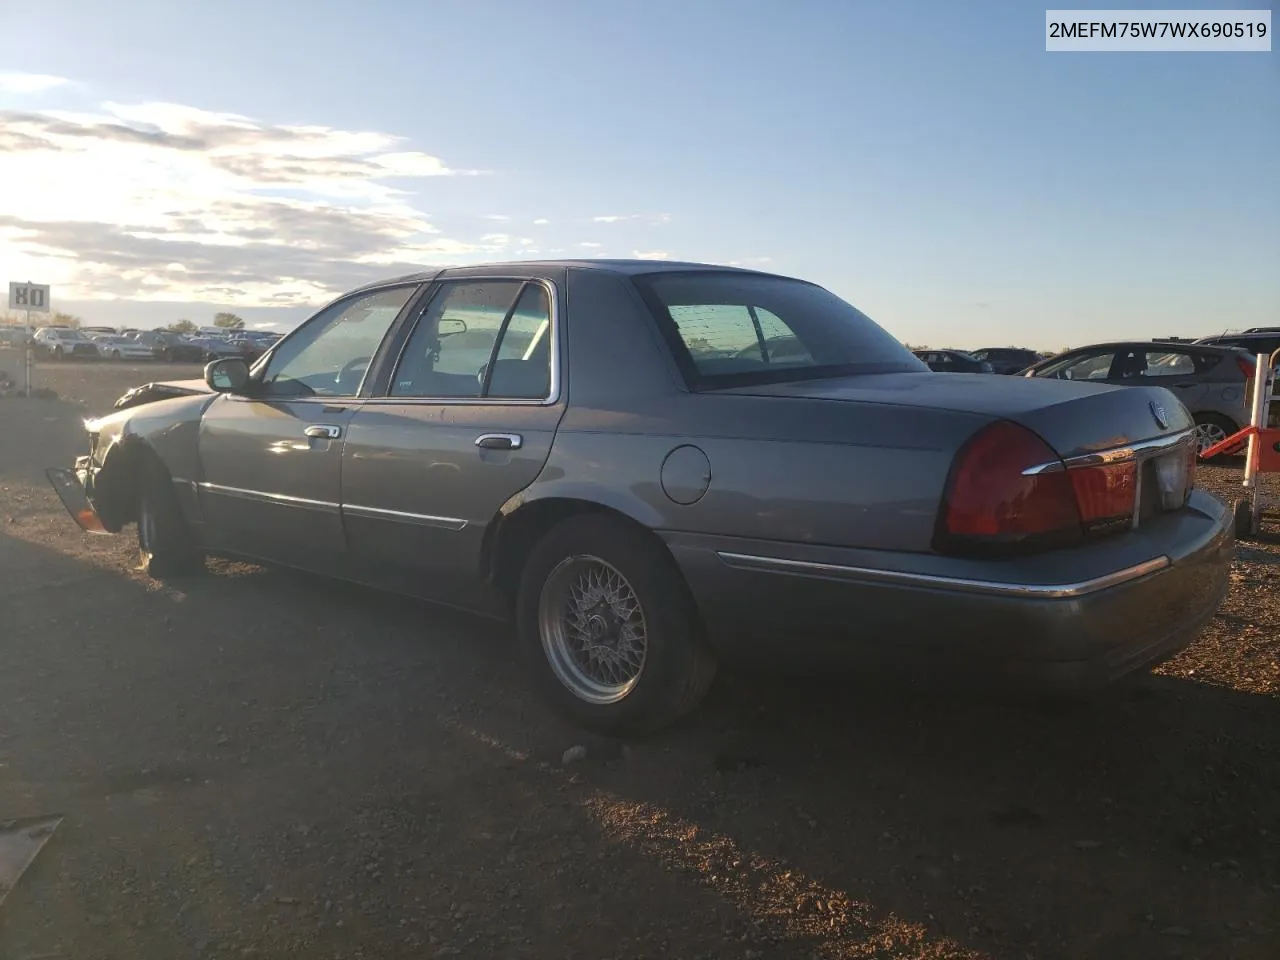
[50,311,81,328]
[168,319,198,334]
[213,312,245,330]
[905,343,929,351]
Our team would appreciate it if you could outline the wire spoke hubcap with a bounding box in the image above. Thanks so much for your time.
[539,556,648,704]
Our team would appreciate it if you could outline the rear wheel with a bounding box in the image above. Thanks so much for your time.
[516,515,717,736]
[1194,412,1235,461]
[137,457,204,578]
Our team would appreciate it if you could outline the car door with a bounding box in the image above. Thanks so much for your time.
[195,283,420,573]
[339,276,566,606]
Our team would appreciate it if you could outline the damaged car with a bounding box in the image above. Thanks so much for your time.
[48,260,1233,735]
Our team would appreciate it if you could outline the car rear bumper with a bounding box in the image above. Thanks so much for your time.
[663,492,1234,694]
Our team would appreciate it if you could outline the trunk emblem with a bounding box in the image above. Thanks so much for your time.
[1150,401,1169,430]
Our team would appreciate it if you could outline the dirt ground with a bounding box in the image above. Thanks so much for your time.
[1,357,1277,960]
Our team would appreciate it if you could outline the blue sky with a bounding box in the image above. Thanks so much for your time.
[0,0,1275,349]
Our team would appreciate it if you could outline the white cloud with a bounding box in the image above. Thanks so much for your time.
[579,242,602,249]
[592,213,671,225]
[532,218,550,225]
[0,73,69,94]
[632,249,670,260]
[0,99,494,307]
[518,237,535,246]
[481,233,511,245]
[483,214,511,221]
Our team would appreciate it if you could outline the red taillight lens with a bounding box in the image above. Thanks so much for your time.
[1236,356,1256,379]
[936,421,1082,553]
[1070,461,1138,529]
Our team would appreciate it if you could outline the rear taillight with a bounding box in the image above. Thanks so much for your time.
[935,421,1166,556]
[1236,356,1256,379]
[935,421,1082,555]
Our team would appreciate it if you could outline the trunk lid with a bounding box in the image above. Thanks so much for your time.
[718,372,1193,459]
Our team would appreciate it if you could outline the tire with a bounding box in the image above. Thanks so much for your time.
[111,349,121,360]
[1194,412,1236,462]
[137,456,204,578]
[516,514,717,736]
[53,346,64,360]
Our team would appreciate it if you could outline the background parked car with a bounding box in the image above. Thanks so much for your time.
[128,330,208,362]
[1022,341,1268,456]
[1195,331,1280,364]
[32,327,101,360]
[91,335,156,361]
[971,347,1044,375]
[912,349,994,373]
[188,336,244,362]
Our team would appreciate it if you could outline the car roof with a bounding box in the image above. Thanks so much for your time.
[1052,340,1238,354]
[345,258,792,296]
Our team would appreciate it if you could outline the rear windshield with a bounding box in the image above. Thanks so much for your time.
[634,271,924,389]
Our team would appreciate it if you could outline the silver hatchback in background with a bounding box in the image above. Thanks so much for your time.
[1022,341,1264,456]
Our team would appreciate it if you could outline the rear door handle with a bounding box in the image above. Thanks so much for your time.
[305,424,343,439]
[475,433,522,450]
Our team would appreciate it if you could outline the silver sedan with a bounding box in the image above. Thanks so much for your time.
[48,260,1233,734]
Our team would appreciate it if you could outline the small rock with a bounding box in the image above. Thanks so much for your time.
[561,745,587,765]
[1160,926,1191,938]
[1074,840,1103,850]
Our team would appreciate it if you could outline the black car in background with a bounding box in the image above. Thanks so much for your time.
[971,346,1044,375]
[128,330,207,362]
[912,349,994,373]
[1195,332,1280,365]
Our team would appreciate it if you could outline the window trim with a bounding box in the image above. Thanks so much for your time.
[631,269,924,392]
[366,276,563,406]
[244,281,424,404]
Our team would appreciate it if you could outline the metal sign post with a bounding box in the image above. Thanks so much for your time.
[7,282,51,398]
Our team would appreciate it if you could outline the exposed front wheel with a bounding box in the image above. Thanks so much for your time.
[516,515,716,736]
[137,457,204,578]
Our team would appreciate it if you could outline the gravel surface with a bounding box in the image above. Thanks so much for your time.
[0,359,1276,960]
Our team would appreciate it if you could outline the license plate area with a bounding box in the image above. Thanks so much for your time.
[1136,444,1194,526]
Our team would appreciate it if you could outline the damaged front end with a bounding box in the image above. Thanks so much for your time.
[45,416,140,535]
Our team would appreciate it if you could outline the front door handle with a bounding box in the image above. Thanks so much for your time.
[475,433,522,451]
[305,424,343,439]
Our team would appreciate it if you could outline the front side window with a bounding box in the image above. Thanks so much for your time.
[259,285,415,398]
[1034,350,1116,381]
[634,271,923,389]
[390,280,553,400]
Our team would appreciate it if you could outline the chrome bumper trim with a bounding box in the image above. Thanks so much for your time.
[715,551,1171,599]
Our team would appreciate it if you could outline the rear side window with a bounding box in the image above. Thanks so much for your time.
[1139,350,1219,377]
[634,271,924,389]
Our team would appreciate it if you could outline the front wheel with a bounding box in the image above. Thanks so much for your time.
[137,457,204,578]
[53,345,64,360]
[516,515,717,736]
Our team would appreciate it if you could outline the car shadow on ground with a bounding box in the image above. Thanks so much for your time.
[80,549,1280,959]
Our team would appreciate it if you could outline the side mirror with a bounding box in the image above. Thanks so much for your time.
[205,357,251,393]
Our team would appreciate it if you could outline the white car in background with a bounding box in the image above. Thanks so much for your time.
[91,335,156,361]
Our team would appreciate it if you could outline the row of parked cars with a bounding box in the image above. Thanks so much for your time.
[13,326,282,363]
[915,330,1280,456]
